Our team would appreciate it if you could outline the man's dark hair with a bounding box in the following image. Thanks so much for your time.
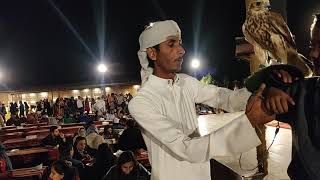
[147,44,160,68]
[50,126,58,133]
[74,136,86,147]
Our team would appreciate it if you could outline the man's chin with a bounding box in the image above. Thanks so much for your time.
[171,68,181,73]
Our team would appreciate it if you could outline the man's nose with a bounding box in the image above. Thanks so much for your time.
[178,45,185,56]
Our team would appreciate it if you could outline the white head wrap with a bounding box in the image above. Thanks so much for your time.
[138,20,181,85]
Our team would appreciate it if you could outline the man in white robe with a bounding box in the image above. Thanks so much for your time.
[129,20,292,180]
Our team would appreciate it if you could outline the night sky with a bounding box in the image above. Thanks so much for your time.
[0,0,319,90]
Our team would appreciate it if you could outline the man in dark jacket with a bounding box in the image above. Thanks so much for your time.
[118,120,146,153]
[42,126,65,146]
[246,64,320,180]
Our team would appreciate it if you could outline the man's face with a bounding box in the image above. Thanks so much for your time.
[53,129,60,137]
[76,139,86,151]
[150,36,185,73]
[310,24,320,75]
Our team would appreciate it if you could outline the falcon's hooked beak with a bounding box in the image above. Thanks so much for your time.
[264,2,271,10]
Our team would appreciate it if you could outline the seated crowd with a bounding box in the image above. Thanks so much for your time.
[0,93,150,180]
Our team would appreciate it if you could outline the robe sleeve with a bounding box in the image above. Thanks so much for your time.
[190,77,251,112]
[129,97,261,163]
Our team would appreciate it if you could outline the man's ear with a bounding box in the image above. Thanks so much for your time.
[146,48,157,61]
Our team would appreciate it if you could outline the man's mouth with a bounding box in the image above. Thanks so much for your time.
[175,58,183,62]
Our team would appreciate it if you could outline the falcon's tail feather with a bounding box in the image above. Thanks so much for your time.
[287,50,313,77]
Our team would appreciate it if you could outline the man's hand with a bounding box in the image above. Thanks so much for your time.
[84,154,91,159]
[59,132,65,139]
[246,84,275,127]
[273,69,299,83]
[265,87,295,114]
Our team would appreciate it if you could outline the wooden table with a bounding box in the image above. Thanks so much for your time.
[0,166,47,180]
[25,129,49,137]
[94,120,113,125]
[7,147,59,168]
[0,126,16,130]
[25,126,82,137]
[37,125,55,129]
[0,132,24,141]
[3,126,38,133]
[61,122,85,127]
[24,122,48,127]
[3,136,46,149]
[7,147,51,157]
[60,126,83,135]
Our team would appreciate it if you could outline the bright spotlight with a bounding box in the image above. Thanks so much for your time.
[94,88,101,93]
[41,92,48,97]
[83,89,90,93]
[133,85,140,89]
[191,58,200,69]
[105,87,111,92]
[97,63,107,73]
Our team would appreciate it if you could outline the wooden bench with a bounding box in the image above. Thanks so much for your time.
[7,147,59,168]
[0,166,48,180]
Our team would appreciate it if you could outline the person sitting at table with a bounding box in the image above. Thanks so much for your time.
[26,113,38,124]
[85,121,98,135]
[56,115,64,124]
[48,116,59,125]
[0,143,12,172]
[49,160,79,180]
[59,142,84,172]
[118,120,146,154]
[42,126,65,147]
[103,125,119,140]
[76,113,91,124]
[86,123,106,150]
[5,114,21,126]
[19,116,27,124]
[73,127,86,144]
[39,114,49,124]
[93,143,116,180]
[103,151,149,180]
[103,109,116,121]
[63,114,76,124]
[73,136,95,162]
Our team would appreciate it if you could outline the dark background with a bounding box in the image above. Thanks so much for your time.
[0,0,318,90]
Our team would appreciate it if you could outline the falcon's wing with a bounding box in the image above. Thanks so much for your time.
[243,22,270,52]
[268,12,296,48]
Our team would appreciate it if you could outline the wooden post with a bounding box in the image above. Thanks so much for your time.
[244,0,268,175]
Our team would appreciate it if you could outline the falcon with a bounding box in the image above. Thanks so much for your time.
[242,0,312,76]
